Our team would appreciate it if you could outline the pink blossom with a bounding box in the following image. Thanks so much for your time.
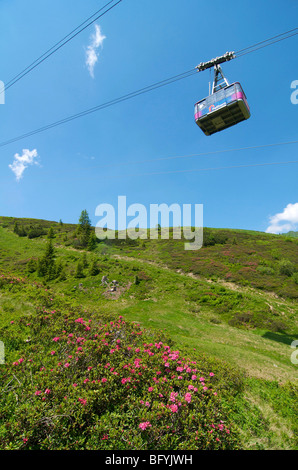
[50,351,56,355]
[44,388,51,395]
[34,390,42,396]
[101,378,107,383]
[52,337,60,342]
[148,386,154,392]
[184,392,192,403]
[169,404,178,413]
[191,374,197,380]
[139,421,151,430]
[64,363,70,368]
[209,372,215,377]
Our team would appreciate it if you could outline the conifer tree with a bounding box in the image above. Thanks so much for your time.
[89,259,99,276]
[87,232,97,251]
[78,210,92,247]
[75,261,85,278]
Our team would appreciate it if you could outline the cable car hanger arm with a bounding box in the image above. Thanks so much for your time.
[196,51,235,72]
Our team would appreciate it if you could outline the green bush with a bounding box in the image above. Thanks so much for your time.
[0,306,241,450]
[278,259,295,277]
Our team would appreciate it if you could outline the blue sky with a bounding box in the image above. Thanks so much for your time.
[0,0,297,233]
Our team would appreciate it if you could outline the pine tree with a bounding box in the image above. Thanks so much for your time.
[89,259,99,276]
[82,253,88,268]
[27,258,37,273]
[75,261,85,278]
[37,240,56,280]
[13,221,19,235]
[48,226,55,239]
[87,232,97,251]
[78,210,92,247]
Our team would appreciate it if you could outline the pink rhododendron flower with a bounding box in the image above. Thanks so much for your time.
[139,421,151,430]
[169,404,178,413]
[184,392,192,403]
[170,392,178,402]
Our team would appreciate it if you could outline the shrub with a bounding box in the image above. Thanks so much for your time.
[75,261,85,279]
[278,259,295,277]
[0,307,241,450]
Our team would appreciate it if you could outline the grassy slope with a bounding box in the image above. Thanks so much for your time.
[0,217,297,449]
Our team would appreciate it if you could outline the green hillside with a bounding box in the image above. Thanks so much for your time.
[0,215,297,450]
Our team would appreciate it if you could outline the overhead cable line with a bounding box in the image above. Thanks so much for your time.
[53,159,298,182]
[235,27,298,56]
[0,0,122,95]
[62,140,298,173]
[99,160,298,180]
[0,26,297,147]
[0,69,198,148]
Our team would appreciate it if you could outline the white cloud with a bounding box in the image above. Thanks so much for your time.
[266,202,298,234]
[9,148,39,181]
[85,24,106,78]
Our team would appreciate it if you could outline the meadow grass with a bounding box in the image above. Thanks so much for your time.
[0,219,297,449]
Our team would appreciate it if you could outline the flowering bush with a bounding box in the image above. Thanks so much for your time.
[0,298,241,450]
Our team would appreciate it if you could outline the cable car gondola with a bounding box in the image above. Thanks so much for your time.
[194,52,250,136]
